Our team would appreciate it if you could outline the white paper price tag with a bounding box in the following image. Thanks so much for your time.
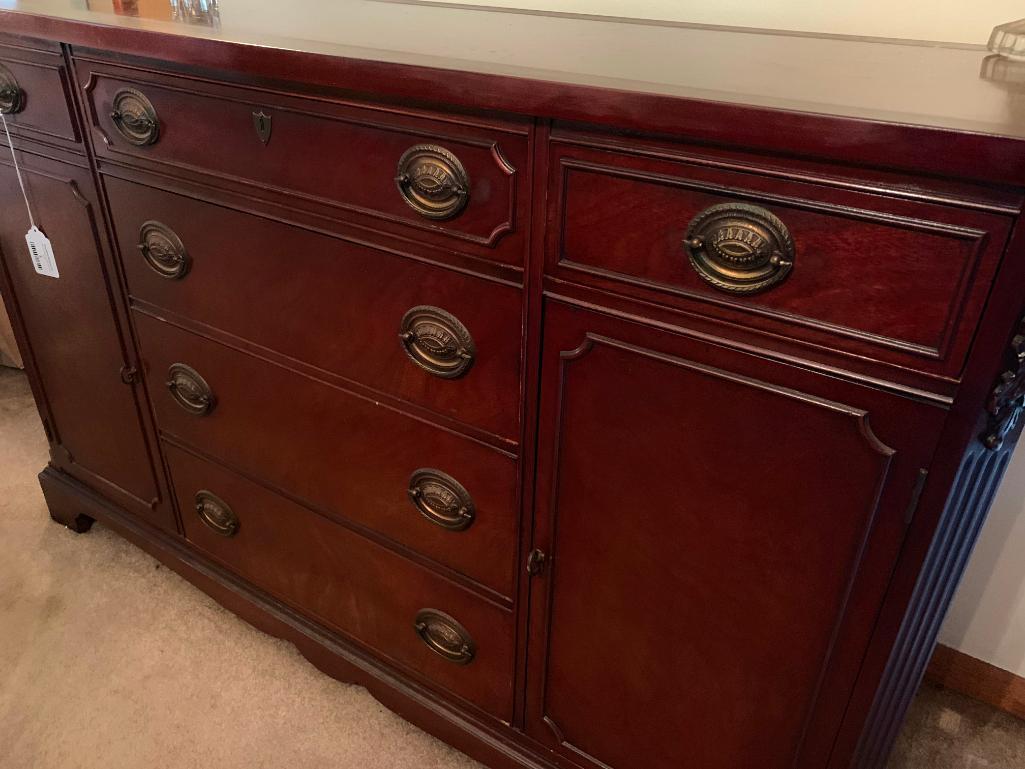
[25,226,59,279]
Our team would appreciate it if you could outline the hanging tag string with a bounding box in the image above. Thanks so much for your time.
[1,111,36,229]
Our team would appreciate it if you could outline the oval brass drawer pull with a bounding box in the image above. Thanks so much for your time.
[0,64,24,115]
[399,305,476,379]
[138,220,190,280]
[396,144,470,220]
[194,490,239,537]
[408,468,476,531]
[166,363,216,416]
[414,608,476,665]
[110,87,160,147]
[683,202,794,295]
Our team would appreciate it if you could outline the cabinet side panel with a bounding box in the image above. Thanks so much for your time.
[851,438,1015,768]
[0,148,166,524]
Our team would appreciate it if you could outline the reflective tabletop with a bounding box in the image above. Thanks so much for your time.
[3,0,1025,137]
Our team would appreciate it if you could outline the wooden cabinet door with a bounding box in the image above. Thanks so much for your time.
[0,148,169,528]
[526,300,948,769]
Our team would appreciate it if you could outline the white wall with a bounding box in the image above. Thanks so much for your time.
[939,452,1025,676]
[430,1,1022,45]
[434,0,1025,675]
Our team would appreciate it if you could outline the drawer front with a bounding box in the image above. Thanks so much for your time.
[135,312,519,598]
[166,443,515,719]
[549,142,1013,381]
[0,42,79,147]
[80,60,528,265]
[106,177,522,442]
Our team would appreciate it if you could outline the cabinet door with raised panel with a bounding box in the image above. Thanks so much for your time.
[0,147,171,529]
[526,300,947,769]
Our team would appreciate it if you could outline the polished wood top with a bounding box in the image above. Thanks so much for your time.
[3,0,1023,138]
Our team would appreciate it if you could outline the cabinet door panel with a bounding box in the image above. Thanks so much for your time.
[0,150,167,526]
[526,301,947,769]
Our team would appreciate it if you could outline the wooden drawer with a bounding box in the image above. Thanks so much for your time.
[166,443,515,719]
[548,140,1014,382]
[134,312,520,598]
[78,58,529,266]
[106,177,522,442]
[0,39,80,149]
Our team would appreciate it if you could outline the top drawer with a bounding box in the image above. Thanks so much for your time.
[547,139,1015,383]
[76,58,530,266]
[0,39,81,149]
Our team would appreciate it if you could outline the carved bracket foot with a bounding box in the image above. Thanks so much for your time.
[40,469,95,533]
[48,507,95,533]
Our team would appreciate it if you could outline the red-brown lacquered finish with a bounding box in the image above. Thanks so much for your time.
[548,140,1014,384]
[526,300,944,769]
[0,36,81,151]
[105,176,524,443]
[2,9,1025,769]
[0,144,171,529]
[166,442,516,720]
[77,57,531,268]
[134,311,519,599]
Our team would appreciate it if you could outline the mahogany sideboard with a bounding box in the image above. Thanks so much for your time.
[3,3,1025,768]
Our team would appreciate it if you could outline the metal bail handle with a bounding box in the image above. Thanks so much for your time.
[407,468,476,531]
[683,202,795,295]
[166,363,217,416]
[398,305,476,379]
[0,64,24,115]
[413,608,477,665]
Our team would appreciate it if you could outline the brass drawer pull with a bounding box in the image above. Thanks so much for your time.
[396,144,470,220]
[399,305,476,379]
[194,490,239,537]
[110,88,160,147]
[166,363,216,416]
[138,221,190,280]
[683,202,794,295]
[414,609,476,665]
[408,468,475,531]
[0,64,24,115]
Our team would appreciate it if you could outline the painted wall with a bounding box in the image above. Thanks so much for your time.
[429,1,1021,45]
[939,453,1025,676]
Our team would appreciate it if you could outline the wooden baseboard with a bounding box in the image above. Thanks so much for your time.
[926,643,1025,720]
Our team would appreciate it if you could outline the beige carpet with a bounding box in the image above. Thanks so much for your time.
[0,366,479,769]
[891,682,1025,768]
[1,365,1023,768]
